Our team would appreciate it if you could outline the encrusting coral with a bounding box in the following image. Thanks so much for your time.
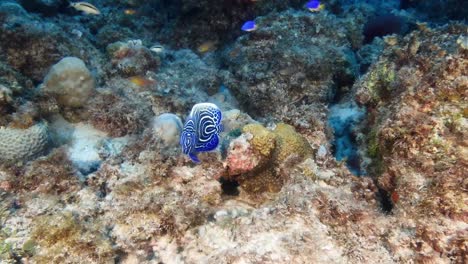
[226,123,313,194]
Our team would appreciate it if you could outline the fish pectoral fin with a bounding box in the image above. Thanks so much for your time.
[189,153,200,163]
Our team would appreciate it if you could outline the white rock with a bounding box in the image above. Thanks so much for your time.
[67,123,107,175]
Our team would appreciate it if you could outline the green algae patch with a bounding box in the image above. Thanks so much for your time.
[361,62,397,104]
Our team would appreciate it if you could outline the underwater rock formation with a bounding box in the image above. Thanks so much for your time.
[356,23,467,261]
[0,59,33,96]
[224,9,358,120]
[88,92,151,137]
[156,0,305,48]
[152,49,238,115]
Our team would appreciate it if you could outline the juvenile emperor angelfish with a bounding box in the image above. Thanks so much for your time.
[180,103,223,163]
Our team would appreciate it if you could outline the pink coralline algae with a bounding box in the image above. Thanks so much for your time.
[225,133,260,176]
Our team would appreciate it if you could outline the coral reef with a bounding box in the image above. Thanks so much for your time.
[0,1,466,263]
[30,212,114,263]
[155,0,305,48]
[17,148,80,195]
[0,85,13,115]
[0,3,104,83]
[155,49,223,99]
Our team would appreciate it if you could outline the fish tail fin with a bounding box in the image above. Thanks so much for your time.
[189,153,200,163]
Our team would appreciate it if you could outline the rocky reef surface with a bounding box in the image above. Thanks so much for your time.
[0,0,466,263]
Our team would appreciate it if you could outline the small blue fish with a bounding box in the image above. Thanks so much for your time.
[306,0,324,12]
[180,103,223,163]
[241,20,257,32]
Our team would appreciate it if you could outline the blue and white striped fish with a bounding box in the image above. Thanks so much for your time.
[180,103,223,163]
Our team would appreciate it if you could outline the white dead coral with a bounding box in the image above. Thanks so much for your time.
[0,122,49,164]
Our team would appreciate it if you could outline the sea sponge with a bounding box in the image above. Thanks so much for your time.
[225,133,261,175]
[0,122,49,164]
[41,57,95,108]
